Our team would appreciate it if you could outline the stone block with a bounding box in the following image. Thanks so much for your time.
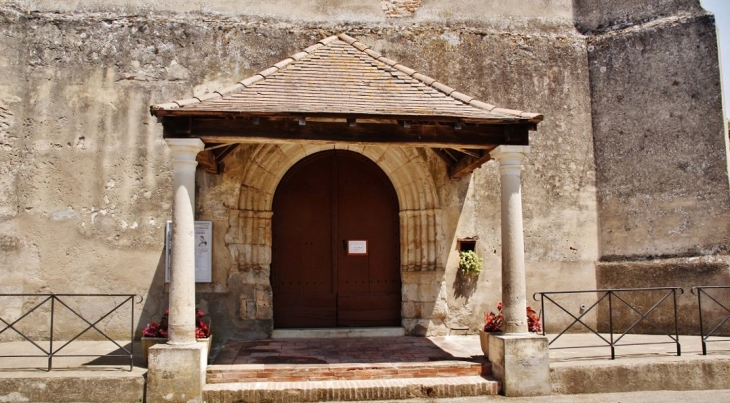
[402,301,416,318]
[255,286,273,319]
[238,295,252,319]
[488,333,550,397]
[146,342,207,403]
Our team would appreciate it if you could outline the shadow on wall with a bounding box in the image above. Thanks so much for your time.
[137,249,172,339]
[452,269,479,302]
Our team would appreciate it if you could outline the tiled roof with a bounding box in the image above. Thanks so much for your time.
[150,33,543,125]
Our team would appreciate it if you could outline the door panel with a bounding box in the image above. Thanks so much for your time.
[337,293,401,326]
[272,153,335,327]
[272,150,401,328]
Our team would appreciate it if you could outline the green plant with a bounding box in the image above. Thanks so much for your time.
[459,250,483,276]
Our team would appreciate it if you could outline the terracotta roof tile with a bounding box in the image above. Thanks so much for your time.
[394,64,416,76]
[377,56,398,66]
[450,91,473,104]
[215,84,244,97]
[175,98,201,107]
[303,44,323,54]
[338,33,358,44]
[150,34,543,124]
[152,102,179,110]
[273,58,294,70]
[257,67,279,78]
[412,73,436,86]
[239,75,264,87]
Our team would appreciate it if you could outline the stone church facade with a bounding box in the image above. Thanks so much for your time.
[0,0,728,342]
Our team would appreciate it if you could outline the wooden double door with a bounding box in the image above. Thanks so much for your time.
[272,150,401,328]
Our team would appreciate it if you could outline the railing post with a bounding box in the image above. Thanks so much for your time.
[673,288,681,356]
[697,287,706,355]
[49,296,55,371]
[608,291,615,360]
[540,293,546,336]
[130,296,135,371]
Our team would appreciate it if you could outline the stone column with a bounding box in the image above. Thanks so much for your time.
[487,145,550,397]
[489,145,529,334]
[167,138,204,344]
[147,138,207,403]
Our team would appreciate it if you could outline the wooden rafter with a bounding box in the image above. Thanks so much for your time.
[449,149,493,180]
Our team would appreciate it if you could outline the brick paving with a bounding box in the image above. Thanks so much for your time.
[212,336,476,365]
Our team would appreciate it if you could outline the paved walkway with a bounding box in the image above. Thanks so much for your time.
[332,389,730,403]
[0,333,727,371]
[211,333,730,366]
[213,336,482,365]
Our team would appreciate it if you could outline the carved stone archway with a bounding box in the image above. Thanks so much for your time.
[225,143,444,334]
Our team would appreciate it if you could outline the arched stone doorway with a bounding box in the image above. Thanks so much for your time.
[225,143,447,335]
[271,150,401,328]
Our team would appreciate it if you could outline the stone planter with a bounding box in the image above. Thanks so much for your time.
[141,336,212,367]
[479,330,492,357]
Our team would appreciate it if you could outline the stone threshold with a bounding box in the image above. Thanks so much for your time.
[203,375,499,402]
[271,327,405,338]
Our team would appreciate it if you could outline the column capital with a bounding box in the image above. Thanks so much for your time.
[166,138,205,163]
[490,145,529,176]
[489,145,530,162]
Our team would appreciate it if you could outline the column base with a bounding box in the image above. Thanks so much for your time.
[487,333,551,397]
[146,342,206,403]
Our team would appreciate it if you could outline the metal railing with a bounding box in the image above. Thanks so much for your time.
[533,287,683,359]
[0,294,142,371]
[691,286,730,355]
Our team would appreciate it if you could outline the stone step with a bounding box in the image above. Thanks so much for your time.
[203,376,500,402]
[207,360,489,383]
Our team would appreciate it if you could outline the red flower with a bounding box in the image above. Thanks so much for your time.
[483,302,542,333]
[143,308,210,338]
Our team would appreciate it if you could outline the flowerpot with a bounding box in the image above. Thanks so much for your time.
[141,335,212,367]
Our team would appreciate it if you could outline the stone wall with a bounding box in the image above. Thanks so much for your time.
[581,0,730,334]
[0,0,725,340]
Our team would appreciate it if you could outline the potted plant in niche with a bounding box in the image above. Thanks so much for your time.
[479,302,542,356]
[141,308,212,366]
[458,250,483,276]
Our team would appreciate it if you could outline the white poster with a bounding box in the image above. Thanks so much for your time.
[165,220,213,283]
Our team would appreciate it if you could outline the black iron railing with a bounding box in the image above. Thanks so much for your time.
[0,294,141,371]
[533,287,683,359]
[691,286,730,355]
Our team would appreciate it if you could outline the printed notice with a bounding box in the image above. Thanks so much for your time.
[194,221,213,282]
[347,240,368,255]
[165,220,213,283]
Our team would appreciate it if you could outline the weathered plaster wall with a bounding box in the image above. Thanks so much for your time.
[574,0,702,34]
[6,0,573,22]
[0,0,726,341]
[588,11,729,260]
[582,3,730,334]
[0,6,187,339]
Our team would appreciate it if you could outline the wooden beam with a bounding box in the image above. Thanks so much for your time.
[449,150,493,180]
[454,148,481,158]
[432,149,455,166]
[152,109,542,125]
[215,144,238,163]
[196,149,218,174]
[163,118,531,149]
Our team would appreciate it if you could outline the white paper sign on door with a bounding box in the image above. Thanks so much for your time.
[347,240,368,255]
